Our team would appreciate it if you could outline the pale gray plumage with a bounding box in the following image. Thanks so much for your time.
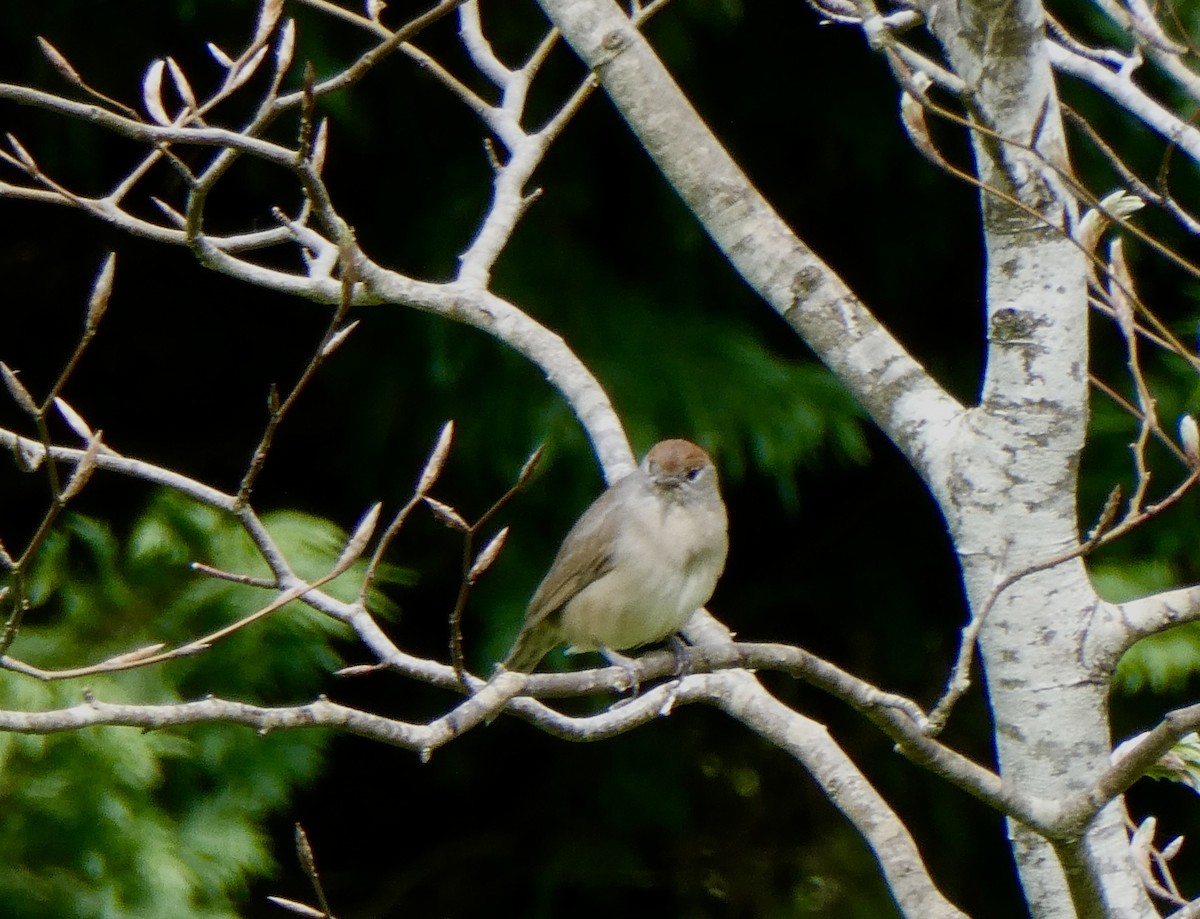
[503,439,728,672]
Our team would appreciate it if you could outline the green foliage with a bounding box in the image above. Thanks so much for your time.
[1092,555,1200,693]
[492,227,871,506]
[0,492,410,919]
[1115,730,1200,794]
[592,308,869,505]
[1082,252,1200,695]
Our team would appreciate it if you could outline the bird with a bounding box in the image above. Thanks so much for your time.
[503,438,728,674]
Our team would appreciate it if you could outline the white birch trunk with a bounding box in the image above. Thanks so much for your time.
[538,0,1159,914]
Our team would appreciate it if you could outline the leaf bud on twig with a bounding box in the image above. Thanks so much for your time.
[319,320,358,358]
[1180,415,1200,467]
[1,363,38,416]
[36,37,84,88]
[416,421,454,495]
[517,443,545,487]
[5,133,38,171]
[59,431,103,501]
[334,502,382,571]
[468,526,509,583]
[142,60,171,126]
[87,252,116,330]
[424,496,468,531]
[207,43,234,69]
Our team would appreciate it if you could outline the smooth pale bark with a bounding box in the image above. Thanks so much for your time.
[537,0,1155,915]
[925,3,1152,915]
[532,0,964,502]
[4,0,1188,914]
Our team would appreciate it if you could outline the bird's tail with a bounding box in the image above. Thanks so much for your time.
[501,624,560,673]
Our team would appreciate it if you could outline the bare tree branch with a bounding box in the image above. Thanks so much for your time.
[535,0,965,503]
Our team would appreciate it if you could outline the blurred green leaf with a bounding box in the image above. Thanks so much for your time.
[0,489,414,919]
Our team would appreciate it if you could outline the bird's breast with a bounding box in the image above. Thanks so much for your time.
[557,496,727,652]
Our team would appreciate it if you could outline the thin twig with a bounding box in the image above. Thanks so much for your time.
[0,256,114,655]
[359,421,455,603]
[929,276,1200,732]
[927,466,1200,733]
[1089,372,1189,466]
[443,443,543,688]
[235,246,356,506]
[294,824,336,919]
[0,508,375,681]
[190,562,278,589]
[891,60,1200,374]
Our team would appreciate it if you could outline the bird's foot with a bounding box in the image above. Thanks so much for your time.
[599,646,642,699]
[667,634,694,678]
[651,636,695,715]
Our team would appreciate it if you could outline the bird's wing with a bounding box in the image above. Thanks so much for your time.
[522,478,628,628]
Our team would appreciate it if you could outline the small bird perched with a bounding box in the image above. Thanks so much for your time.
[503,438,728,673]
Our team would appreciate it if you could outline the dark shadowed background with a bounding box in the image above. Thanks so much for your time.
[2,2,1199,917]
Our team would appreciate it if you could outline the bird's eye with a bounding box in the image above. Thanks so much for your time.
[686,467,701,481]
